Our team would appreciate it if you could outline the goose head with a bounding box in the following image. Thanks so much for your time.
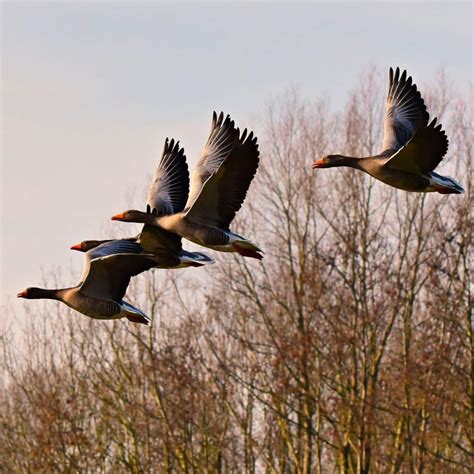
[70,240,103,252]
[312,155,352,169]
[111,210,157,224]
[17,287,57,299]
[17,288,32,298]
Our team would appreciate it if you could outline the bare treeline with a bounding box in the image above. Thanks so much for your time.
[1,70,472,472]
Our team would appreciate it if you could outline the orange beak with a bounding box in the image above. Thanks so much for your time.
[111,213,125,221]
[70,243,82,251]
[17,290,28,298]
[312,159,326,169]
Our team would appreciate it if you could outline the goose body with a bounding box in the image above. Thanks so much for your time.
[71,230,214,268]
[142,212,260,257]
[312,67,464,194]
[28,287,148,323]
[112,112,263,259]
[18,240,157,324]
[361,158,463,193]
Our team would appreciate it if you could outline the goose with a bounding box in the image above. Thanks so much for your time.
[312,67,464,194]
[70,234,213,268]
[111,112,263,259]
[72,139,215,268]
[17,240,158,325]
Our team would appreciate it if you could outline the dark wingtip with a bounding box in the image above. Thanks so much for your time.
[223,113,233,127]
[172,139,180,153]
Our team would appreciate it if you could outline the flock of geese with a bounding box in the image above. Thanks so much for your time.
[18,68,464,325]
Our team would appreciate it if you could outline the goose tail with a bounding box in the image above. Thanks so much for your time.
[429,172,464,194]
[121,301,151,325]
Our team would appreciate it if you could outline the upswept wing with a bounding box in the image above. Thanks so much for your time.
[185,111,239,212]
[146,138,189,216]
[186,127,260,229]
[79,240,156,302]
[382,67,428,152]
[384,116,449,174]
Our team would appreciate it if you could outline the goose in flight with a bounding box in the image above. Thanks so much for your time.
[70,232,214,268]
[312,67,464,194]
[18,240,159,325]
[133,138,215,265]
[72,139,214,268]
[112,112,263,259]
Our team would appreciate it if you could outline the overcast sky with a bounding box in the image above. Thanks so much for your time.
[1,1,472,324]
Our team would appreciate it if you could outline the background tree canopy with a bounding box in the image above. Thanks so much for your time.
[1,69,472,473]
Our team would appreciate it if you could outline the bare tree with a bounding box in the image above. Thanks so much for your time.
[1,68,471,473]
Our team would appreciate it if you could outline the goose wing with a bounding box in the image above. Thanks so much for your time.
[146,138,189,216]
[79,240,156,302]
[382,67,428,152]
[185,128,259,229]
[184,112,238,214]
[384,116,449,174]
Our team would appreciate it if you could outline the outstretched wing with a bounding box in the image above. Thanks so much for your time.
[381,67,428,152]
[384,116,449,174]
[80,240,156,302]
[186,128,260,229]
[184,111,238,212]
[146,138,189,216]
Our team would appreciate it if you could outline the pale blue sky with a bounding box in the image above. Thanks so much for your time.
[1,2,472,319]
